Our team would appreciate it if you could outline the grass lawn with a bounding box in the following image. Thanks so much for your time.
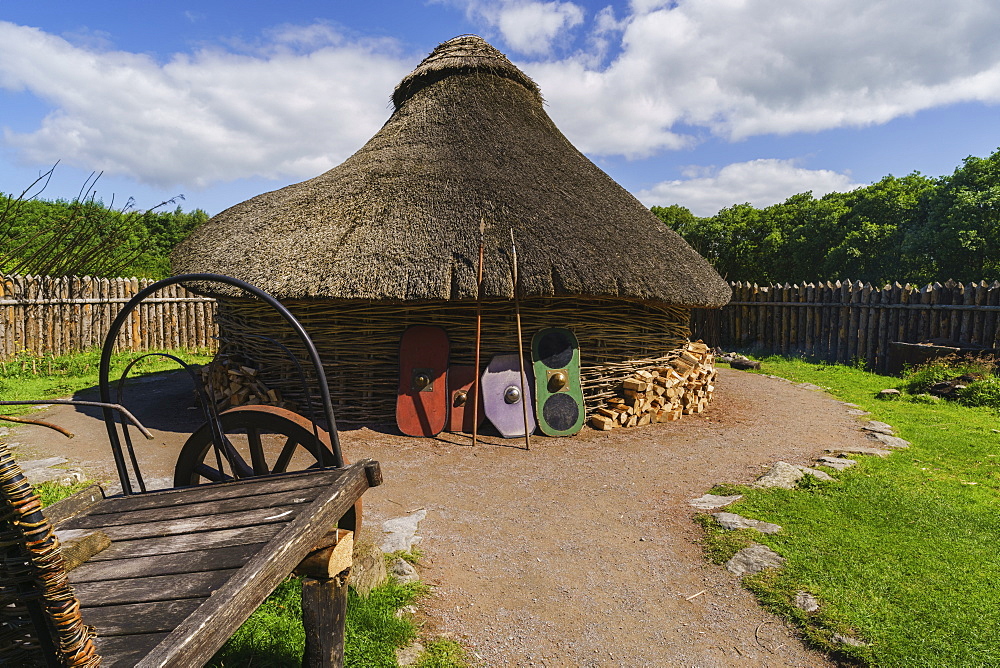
[0,347,213,413]
[702,356,1000,667]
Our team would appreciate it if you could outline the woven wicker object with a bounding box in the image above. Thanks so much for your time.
[173,35,730,424]
[0,440,98,666]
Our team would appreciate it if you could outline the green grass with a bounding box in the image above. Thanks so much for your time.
[704,355,1000,666]
[0,347,213,414]
[209,568,468,668]
[35,480,94,507]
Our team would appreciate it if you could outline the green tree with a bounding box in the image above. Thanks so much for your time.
[912,149,1000,282]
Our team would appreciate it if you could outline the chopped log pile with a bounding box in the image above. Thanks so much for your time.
[199,355,286,412]
[588,341,717,430]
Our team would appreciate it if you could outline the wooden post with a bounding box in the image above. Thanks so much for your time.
[988,282,1000,349]
[301,573,350,668]
[847,281,862,362]
[296,529,354,668]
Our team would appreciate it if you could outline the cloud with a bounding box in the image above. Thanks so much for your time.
[527,0,1000,156]
[3,0,1000,193]
[0,22,409,188]
[635,159,865,217]
[438,0,585,56]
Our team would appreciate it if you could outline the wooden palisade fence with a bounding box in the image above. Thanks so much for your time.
[0,274,217,360]
[691,280,1000,374]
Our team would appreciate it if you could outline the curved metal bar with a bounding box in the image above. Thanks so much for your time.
[99,273,342,495]
[113,353,223,494]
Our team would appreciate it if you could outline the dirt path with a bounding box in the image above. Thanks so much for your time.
[9,367,874,666]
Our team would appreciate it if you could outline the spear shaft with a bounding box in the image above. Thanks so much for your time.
[510,228,531,450]
[472,219,485,446]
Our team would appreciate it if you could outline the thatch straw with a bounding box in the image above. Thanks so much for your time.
[172,35,730,309]
[215,297,690,424]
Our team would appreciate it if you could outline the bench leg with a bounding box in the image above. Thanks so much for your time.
[301,569,350,667]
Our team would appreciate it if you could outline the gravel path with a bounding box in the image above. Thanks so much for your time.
[349,367,870,666]
[12,366,874,666]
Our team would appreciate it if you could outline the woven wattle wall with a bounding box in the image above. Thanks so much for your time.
[214,297,691,424]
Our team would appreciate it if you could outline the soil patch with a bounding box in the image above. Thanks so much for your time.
[9,367,872,665]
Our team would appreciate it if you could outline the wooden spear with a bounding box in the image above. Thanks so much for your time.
[510,228,531,450]
[472,218,485,447]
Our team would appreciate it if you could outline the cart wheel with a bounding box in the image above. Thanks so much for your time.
[174,405,361,532]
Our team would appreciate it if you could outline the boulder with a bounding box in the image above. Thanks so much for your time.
[712,512,781,534]
[862,421,894,435]
[725,543,785,576]
[752,461,803,489]
[350,536,388,597]
[868,432,910,449]
[381,509,427,552]
[689,493,743,510]
[390,557,420,585]
[795,591,820,612]
[816,456,857,471]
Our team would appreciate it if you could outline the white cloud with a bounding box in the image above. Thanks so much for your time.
[528,0,1000,157]
[635,159,865,216]
[3,0,1000,194]
[439,0,585,56]
[0,22,409,188]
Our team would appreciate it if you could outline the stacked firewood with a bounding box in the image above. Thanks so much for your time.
[199,355,284,411]
[588,342,717,430]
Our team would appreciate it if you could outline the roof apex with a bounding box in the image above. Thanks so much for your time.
[392,34,541,109]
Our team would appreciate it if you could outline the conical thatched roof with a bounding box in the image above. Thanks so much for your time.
[172,35,730,308]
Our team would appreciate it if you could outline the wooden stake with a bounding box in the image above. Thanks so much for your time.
[510,228,531,450]
[472,218,485,447]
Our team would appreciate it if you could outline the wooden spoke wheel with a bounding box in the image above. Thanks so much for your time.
[174,405,361,532]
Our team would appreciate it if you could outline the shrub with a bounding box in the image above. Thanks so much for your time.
[958,377,1000,410]
[901,355,995,394]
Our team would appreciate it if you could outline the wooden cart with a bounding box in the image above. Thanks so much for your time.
[0,274,380,667]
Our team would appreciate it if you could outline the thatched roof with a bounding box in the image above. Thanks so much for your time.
[172,35,730,308]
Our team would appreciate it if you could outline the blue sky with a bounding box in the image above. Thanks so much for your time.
[1,1,999,217]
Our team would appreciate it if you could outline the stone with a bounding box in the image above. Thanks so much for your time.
[867,432,910,449]
[846,408,871,416]
[20,456,68,470]
[712,512,781,534]
[689,494,743,510]
[862,421,894,435]
[350,536,388,597]
[797,382,823,391]
[832,633,869,648]
[381,509,427,553]
[395,604,418,618]
[795,591,820,612]
[825,445,892,458]
[725,544,785,576]
[752,461,803,489]
[23,467,84,486]
[877,388,901,399]
[816,456,857,471]
[390,557,420,584]
[793,466,836,482]
[839,402,860,408]
[396,641,425,666]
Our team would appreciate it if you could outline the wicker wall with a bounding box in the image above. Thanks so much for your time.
[215,297,690,424]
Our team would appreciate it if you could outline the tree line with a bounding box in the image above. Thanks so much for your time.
[1,168,208,278]
[653,148,1000,285]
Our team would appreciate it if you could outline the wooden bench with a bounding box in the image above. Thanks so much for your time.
[1,453,381,667]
